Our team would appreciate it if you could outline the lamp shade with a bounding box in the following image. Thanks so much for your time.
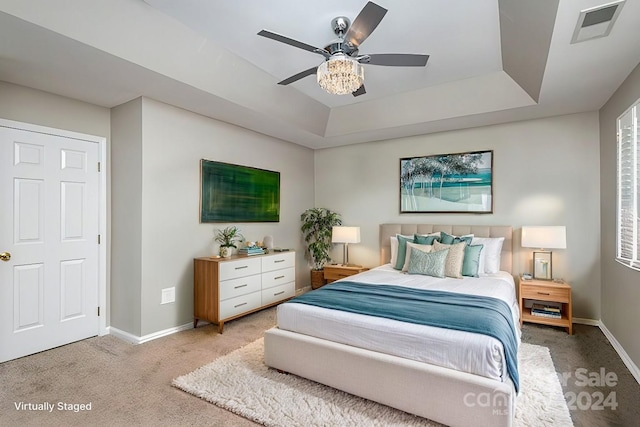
[331,226,361,244]
[521,226,567,249]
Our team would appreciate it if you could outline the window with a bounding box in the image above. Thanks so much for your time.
[617,98,640,270]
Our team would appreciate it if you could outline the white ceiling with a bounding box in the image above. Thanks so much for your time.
[0,0,638,150]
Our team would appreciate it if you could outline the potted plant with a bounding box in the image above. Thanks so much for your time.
[214,226,244,258]
[300,208,342,289]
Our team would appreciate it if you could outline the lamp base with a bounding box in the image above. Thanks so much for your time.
[532,251,553,280]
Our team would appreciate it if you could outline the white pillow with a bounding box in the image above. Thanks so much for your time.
[471,237,505,274]
[402,242,433,272]
[389,234,413,265]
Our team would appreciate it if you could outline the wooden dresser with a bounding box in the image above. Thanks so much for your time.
[194,251,295,333]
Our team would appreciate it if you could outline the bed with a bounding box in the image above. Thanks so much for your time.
[264,224,518,427]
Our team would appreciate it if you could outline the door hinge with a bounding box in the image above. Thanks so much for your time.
[98,234,101,244]
[98,162,101,172]
[97,306,100,316]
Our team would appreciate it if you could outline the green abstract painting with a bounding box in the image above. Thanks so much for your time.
[200,160,280,222]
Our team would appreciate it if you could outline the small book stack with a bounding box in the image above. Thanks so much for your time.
[238,246,265,256]
[531,303,562,319]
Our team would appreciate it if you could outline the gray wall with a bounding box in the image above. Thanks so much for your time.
[114,97,315,336]
[0,81,111,138]
[110,98,143,335]
[599,62,640,369]
[315,112,602,320]
[0,81,112,326]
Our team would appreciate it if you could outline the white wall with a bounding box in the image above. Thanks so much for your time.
[315,112,601,319]
[137,98,314,336]
[599,62,640,369]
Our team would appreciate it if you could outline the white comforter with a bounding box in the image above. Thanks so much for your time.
[276,264,521,383]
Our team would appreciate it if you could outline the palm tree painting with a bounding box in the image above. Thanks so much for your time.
[400,150,493,213]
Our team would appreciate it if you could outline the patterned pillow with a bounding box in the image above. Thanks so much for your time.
[407,247,449,278]
[402,242,433,272]
[433,240,467,278]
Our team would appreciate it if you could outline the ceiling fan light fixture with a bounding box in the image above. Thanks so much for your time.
[317,54,364,95]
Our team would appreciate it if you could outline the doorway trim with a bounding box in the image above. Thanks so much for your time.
[0,118,108,336]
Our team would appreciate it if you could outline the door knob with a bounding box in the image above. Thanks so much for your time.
[0,252,11,262]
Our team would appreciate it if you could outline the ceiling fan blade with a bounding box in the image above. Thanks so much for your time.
[352,85,366,97]
[278,67,317,85]
[366,54,429,67]
[344,2,387,51]
[258,30,324,55]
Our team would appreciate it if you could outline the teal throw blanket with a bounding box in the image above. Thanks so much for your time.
[287,281,519,392]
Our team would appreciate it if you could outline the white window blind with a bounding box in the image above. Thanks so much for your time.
[617,98,640,270]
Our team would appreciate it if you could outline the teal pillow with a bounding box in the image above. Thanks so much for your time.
[394,234,415,270]
[462,244,484,277]
[414,234,439,245]
[407,248,449,278]
[440,231,473,245]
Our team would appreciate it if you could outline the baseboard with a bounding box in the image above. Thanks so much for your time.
[297,286,311,295]
[109,322,194,345]
[598,320,640,385]
[573,317,600,326]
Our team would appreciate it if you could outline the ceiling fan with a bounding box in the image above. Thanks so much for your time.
[258,1,429,96]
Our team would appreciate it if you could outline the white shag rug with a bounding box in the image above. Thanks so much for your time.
[173,338,573,427]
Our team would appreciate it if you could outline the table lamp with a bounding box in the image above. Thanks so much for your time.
[521,226,567,280]
[331,226,361,266]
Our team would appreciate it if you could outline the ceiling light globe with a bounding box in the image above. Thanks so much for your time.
[317,54,364,95]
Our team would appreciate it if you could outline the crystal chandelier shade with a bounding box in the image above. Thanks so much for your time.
[316,54,364,95]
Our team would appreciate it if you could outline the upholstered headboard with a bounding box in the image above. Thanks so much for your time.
[380,224,513,274]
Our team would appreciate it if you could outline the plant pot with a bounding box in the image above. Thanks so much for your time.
[220,246,233,258]
[310,269,326,290]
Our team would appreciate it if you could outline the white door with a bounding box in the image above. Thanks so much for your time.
[0,125,100,362]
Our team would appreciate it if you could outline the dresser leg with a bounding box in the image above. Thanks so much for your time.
[193,318,198,328]
[218,322,224,334]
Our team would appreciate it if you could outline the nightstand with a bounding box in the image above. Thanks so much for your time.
[323,265,368,285]
[518,277,573,334]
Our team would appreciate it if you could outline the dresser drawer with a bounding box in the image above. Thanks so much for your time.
[261,282,295,306]
[219,291,261,320]
[219,274,262,301]
[262,267,295,290]
[262,252,295,272]
[219,257,261,281]
[521,284,570,303]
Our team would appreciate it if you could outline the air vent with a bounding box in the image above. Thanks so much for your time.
[571,0,625,44]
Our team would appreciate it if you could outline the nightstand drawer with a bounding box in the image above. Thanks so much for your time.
[521,283,570,303]
[324,266,367,282]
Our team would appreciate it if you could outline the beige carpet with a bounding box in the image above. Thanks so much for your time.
[173,339,573,427]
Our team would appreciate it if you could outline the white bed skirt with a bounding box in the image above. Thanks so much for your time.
[264,327,516,427]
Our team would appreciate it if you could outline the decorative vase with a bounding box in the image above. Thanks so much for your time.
[220,246,232,258]
[263,235,274,249]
